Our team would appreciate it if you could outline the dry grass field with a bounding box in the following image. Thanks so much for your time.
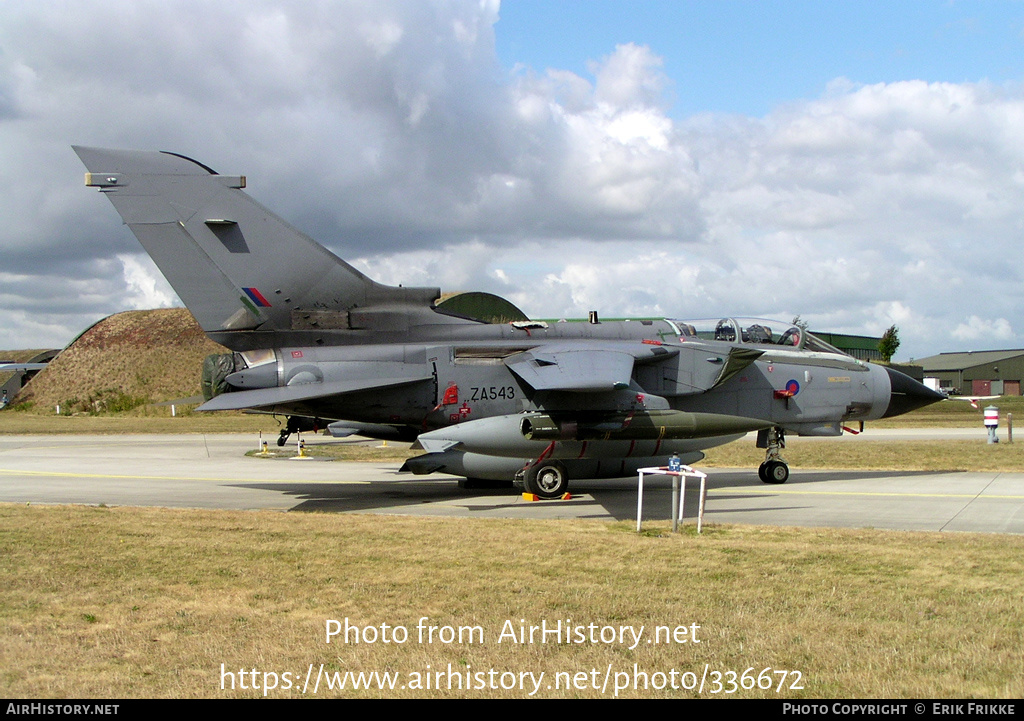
[0,410,284,435]
[2,504,1023,699]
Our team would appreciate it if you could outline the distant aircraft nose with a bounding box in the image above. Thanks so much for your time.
[881,366,946,418]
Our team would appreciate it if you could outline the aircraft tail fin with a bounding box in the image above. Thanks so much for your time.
[74,147,454,347]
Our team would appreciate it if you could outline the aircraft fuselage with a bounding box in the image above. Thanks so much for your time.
[73,147,945,496]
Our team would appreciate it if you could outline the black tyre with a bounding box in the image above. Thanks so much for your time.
[762,460,789,484]
[524,460,569,499]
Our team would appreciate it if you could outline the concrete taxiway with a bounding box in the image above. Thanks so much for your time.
[1,432,1022,534]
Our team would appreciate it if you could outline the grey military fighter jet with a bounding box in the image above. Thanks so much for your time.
[74,147,944,497]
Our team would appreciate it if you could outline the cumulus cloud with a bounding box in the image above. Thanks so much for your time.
[1,1,1023,359]
[118,254,177,311]
[951,316,1015,343]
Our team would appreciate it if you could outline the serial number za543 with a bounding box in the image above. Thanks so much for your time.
[470,386,515,401]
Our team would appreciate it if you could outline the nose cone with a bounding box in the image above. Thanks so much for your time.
[882,366,946,418]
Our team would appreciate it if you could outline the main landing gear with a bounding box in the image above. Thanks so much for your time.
[757,426,789,484]
[277,416,322,446]
[522,459,569,499]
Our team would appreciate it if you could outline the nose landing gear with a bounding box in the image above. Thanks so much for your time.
[757,426,789,484]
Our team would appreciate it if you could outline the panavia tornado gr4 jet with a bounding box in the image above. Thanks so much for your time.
[74,147,944,498]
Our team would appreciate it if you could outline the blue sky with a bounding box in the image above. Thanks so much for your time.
[496,1,1024,117]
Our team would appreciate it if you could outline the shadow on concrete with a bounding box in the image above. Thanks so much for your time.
[227,467,949,521]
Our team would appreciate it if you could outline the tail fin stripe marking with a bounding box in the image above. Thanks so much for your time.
[243,287,272,307]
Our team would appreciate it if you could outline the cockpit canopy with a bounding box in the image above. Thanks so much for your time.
[670,318,848,356]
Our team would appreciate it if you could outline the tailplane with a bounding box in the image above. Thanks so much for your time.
[74,147,458,348]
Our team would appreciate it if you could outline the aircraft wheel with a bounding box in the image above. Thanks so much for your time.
[524,460,569,499]
[757,463,768,482]
[762,460,789,484]
[277,434,288,447]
